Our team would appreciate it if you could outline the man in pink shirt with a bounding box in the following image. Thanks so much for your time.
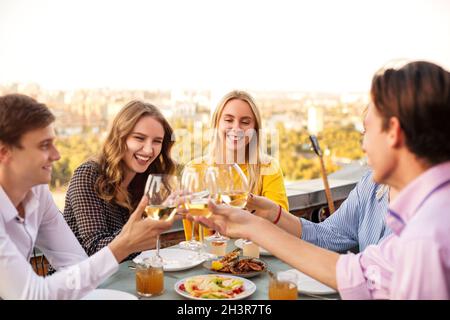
[200,60,450,299]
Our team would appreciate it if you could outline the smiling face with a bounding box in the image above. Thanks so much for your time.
[122,115,164,175]
[4,124,61,188]
[218,98,256,153]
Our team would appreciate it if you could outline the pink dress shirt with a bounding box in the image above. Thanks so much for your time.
[0,184,119,299]
[336,161,450,299]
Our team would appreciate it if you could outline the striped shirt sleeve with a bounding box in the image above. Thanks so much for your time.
[300,171,378,252]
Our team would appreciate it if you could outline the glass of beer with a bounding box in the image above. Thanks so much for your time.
[135,258,164,297]
[268,271,298,300]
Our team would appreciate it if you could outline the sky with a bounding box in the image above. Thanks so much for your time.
[1,0,449,93]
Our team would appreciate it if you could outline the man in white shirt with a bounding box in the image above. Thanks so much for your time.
[0,94,174,299]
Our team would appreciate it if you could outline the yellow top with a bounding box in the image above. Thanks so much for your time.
[181,158,289,241]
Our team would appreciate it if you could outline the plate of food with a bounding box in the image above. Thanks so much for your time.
[234,239,272,256]
[174,274,256,300]
[203,249,267,278]
[133,248,205,271]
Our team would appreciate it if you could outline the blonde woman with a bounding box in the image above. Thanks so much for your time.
[63,101,176,261]
[182,90,289,241]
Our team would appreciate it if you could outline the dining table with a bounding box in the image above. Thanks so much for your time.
[99,241,341,300]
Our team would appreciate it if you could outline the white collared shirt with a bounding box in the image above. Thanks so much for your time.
[0,184,118,299]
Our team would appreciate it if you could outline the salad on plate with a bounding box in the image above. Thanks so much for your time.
[178,275,245,299]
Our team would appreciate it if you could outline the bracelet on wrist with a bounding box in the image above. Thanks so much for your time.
[273,204,282,224]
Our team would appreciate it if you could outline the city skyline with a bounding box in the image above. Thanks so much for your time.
[1,0,450,93]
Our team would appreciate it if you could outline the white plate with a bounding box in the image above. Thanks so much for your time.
[234,239,272,256]
[174,274,256,300]
[133,248,205,271]
[280,269,337,295]
[81,289,138,300]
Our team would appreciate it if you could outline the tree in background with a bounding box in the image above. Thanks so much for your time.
[50,123,364,190]
[51,134,102,189]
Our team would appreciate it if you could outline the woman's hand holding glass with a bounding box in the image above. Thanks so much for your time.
[194,200,257,240]
[245,193,279,221]
[110,195,174,263]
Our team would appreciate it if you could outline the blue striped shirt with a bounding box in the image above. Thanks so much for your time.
[300,171,392,252]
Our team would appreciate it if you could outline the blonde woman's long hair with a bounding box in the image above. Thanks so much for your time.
[95,100,176,211]
[208,90,270,194]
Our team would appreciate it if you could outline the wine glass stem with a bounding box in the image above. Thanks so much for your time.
[156,235,161,259]
[191,220,196,242]
[198,224,204,258]
[199,224,204,243]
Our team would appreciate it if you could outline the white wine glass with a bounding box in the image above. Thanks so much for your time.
[219,163,255,249]
[220,163,250,209]
[204,165,230,245]
[144,174,179,263]
[178,166,210,252]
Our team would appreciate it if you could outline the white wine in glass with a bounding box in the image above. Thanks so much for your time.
[179,166,208,252]
[187,198,212,218]
[144,205,177,221]
[144,174,179,262]
[221,191,249,208]
[204,164,248,245]
[219,163,249,208]
[221,163,255,249]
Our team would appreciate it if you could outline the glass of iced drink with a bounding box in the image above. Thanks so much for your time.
[268,271,298,300]
[135,258,164,297]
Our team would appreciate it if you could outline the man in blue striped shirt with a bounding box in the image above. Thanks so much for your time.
[247,170,393,252]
